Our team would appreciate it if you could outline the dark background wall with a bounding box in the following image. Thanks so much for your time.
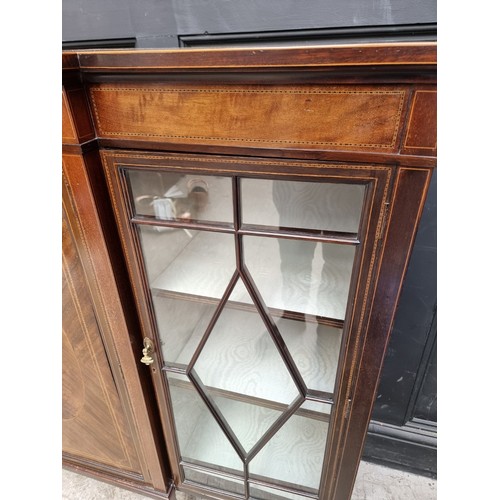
[62,0,437,477]
[63,0,436,48]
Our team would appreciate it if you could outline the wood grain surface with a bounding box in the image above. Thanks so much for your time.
[402,89,437,154]
[62,86,95,144]
[62,210,141,473]
[63,151,170,492]
[76,43,437,72]
[89,83,406,153]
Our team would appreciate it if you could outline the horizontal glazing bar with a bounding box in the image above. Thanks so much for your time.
[166,375,294,414]
[181,460,245,481]
[183,480,245,500]
[131,218,360,243]
[162,363,187,374]
[131,215,235,233]
[152,288,345,328]
[166,375,332,421]
[182,479,247,500]
[306,390,336,405]
[182,463,247,497]
[239,224,360,245]
[152,288,226,305]
[248,477,319,499]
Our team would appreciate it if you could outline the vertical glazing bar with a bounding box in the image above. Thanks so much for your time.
[244,463,250,499]
[233,177,244,273]
[233,177,241,232]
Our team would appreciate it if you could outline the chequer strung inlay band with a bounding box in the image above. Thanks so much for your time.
[90,86,406,149]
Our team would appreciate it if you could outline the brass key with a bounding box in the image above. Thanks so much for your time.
[140,337,154,366]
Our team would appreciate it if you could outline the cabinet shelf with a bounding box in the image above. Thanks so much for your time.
[168,377,330,492]
[153,289,344,329]
[145,229,355,323]
[158,300,342,401]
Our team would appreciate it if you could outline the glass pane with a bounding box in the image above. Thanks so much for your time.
[194,282,300,405]
[241,178,365,234]
[183,466,245,496]
[128,170,233,224]
[138,226,235,300]
[167,372,243,472]
[250,484,317,500]
[208,392,284,454]
[244,236,356,320]
[249,401,331,492]
[299,400,331,418]
[277,317,342,394]
[193,282,301,452]
[152,294,217,366]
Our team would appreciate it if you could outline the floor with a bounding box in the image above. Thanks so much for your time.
[62,461,436,500]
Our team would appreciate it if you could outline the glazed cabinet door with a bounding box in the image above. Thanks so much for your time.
[101,150,393,500]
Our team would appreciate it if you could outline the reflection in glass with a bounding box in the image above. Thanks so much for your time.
[167,373,243,472]
[241,178,365,234]
[249,401,331,492]
[128,170,233,224]
[244,236,356,320]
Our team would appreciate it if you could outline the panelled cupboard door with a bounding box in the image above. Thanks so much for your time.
[62,205,143,476]
[101,150,393,500]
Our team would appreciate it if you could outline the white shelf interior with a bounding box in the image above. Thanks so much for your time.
[143,229,355,321]
[155,295,342,397]
[169,374,330,492]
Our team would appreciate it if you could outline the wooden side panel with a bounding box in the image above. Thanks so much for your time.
[62,87,95,144]
[330,167,432,500]
[89,83,408,152]
[62,208,142,473]
[402,90,437,154]
[62,90,78,143]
